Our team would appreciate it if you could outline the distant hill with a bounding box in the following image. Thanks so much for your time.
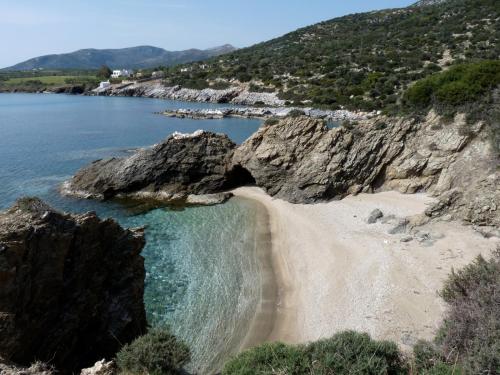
[163,0,499,111]
[3,45,236,71]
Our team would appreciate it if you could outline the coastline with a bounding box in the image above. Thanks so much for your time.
[232,187,499,349]
[237,197,277,350]
[0,89,370,123]
[203,196,276,375]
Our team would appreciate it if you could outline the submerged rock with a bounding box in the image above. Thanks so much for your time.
[0,198,147,373]
[186,192,234,206]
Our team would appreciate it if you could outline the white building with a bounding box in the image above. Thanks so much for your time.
[111,69,133,78]
[99,81,111,89]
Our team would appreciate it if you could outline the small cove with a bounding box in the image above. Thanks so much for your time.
[0,93,266,373]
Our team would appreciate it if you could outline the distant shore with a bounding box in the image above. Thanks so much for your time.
[232,187,498,349]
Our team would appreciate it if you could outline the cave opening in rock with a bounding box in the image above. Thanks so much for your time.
[224,165,256,189]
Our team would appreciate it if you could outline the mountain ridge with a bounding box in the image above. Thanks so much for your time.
[3,44,236,71]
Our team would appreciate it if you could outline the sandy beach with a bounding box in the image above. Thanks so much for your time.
[233,187,499,350]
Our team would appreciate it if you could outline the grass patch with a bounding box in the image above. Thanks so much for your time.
[3,75,97,86]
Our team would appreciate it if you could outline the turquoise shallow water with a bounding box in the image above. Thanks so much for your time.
[0,93,263,373]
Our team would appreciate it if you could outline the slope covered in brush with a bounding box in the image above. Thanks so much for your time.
[163,0,499,111]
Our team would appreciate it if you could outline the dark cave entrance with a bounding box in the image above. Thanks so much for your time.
[224,165,256,189]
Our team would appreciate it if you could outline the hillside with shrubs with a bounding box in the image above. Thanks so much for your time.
[161,0,499,111]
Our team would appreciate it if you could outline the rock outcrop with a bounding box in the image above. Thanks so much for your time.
[160,106,366,122]
[66,112,499,227]
[90,80,286,106]
[0,198,147,373]
[232,117,411,203]
[64,130,237,202]
[0,359,55,375]
[233,113,499,226]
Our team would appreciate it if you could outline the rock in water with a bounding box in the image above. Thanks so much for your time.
[64,130,236,202]
[0,198,147,373]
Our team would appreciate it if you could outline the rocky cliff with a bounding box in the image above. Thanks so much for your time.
[0,198,147,373]
[66,113,499,228]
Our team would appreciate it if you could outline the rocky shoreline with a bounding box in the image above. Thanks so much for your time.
[2,80,369,122]
[89,80,371,122]
[89,79,286,106]
[64,112,499,232]
[159,107,367,122]
[0,198,146,373]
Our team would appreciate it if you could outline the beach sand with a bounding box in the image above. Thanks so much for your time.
[233,187,499,350]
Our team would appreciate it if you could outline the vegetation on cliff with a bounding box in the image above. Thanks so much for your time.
[161,0,499,111]
[403,60,500,115]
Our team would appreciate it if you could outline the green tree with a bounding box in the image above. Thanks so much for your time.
[97,65,112,79]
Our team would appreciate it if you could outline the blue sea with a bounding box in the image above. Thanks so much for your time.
[0,93,264,373]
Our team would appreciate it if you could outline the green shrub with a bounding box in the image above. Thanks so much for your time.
[412,340,462,374]
[288,109,306,118]
[264,117,280,126]
[403,60,500,111]
[116,327,190,375]
[222,342,309,375]
[223,331,406,375]
[210,81,232,90]
[374,121,388,130]
[436,250,500,375]
[306,331,406,375]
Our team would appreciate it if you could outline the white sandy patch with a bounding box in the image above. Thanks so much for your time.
[232,187,498,350]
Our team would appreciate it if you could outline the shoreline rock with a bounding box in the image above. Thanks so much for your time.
[0,198,147,373]
[159,106,366,122]
[63,130,238,203]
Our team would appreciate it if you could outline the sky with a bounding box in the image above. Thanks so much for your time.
[0,0,415,68]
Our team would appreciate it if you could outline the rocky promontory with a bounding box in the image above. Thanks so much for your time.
[159,106,366,122]
[63,130,239,203]
[0,198,147,373]
[65,113,499,229]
